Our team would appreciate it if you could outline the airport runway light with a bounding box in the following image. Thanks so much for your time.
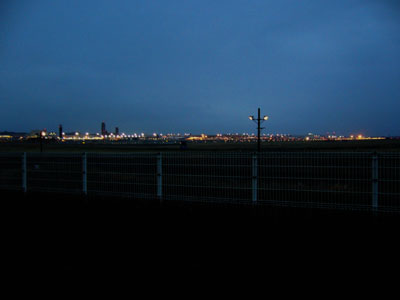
[248,108,269,152]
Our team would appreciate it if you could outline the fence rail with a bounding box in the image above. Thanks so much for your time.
[0,152,399,212]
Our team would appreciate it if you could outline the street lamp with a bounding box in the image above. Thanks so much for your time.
[39,130,46,153]
[249,108,269,152]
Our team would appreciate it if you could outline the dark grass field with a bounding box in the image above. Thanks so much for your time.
[4,190,400,283]
[1,138,400,153]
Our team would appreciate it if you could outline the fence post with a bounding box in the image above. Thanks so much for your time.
[372,152,378,210]
[22,152,27,192]
[82,153,87,195]
[157,153,162,200]
[252,153,258,204]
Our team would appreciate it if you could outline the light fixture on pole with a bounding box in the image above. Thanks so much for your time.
[248,108,268,152]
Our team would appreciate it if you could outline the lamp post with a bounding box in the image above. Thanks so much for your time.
[39,130,45,153]
[249,108,268,152]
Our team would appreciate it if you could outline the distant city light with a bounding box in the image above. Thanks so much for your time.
[2,125,386,144]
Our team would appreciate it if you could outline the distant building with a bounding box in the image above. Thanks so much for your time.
[115,127,119,135]
[27,130,43,138]
[59,124,63,139]
[0,131,27,138]
[101,122,107,136]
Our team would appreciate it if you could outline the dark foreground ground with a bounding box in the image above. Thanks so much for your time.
[3,191,400,287]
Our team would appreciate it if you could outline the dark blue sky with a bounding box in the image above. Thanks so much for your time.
[1,0,399,135]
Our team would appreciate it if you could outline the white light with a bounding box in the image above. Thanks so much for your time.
[249,116,254,120]
[263,116,269,120]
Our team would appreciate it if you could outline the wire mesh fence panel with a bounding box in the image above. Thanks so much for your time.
[26,153,83,193]
[0,151,398,212]
[0,153,23,191]
[86,153,157,198]
[258,152,373,210]
[162,152,252,203]
[378,153,400,211]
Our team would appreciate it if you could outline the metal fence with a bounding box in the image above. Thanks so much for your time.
[0,152,399,212]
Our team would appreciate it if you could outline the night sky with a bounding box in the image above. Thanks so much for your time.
[1,0,399,136]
